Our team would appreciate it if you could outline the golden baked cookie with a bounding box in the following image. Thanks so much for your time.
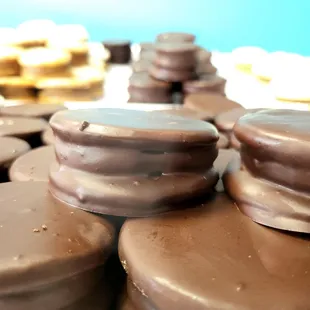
[0,77,36,101]
[48,40,89,66]
[0,46,22,76]
[19,47,72,79]
[15,19,56,48]
[36,77,100,104]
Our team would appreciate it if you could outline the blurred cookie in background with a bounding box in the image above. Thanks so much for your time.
[19,48,72,79]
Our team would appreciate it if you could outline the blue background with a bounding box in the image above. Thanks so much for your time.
[1,0,309,54]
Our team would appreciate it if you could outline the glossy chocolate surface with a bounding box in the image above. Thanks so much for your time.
[50,109,218,147]
[225,109,310,232]
[9,145,54,181]
[0,117,47,139]
[49,109,219,216]
[0,103,65,120]
[0,137,30,169]
[184,93,242,120]
[153,43,197,70]
[217,132,229,149]
[119,194,310,309]
[215,108,257,132]
[128,73,171,103]
[158,107,213,122]
[41,126,54,145]
[0,181,114,309]
[156,32,195,43]
[183,75,226,95]
[149,64,196,82]
[214,149,237,192]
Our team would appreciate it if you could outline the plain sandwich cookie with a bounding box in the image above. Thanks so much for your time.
[49,108,219,217]
[224,109,310,233]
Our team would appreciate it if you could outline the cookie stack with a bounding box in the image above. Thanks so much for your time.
[129,31,224,103]
[0,20,108,104]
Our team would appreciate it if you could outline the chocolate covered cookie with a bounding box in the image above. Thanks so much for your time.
[41,126,54,145]
[0,103,65,120]
[0,181,114,310]
[184,93,243,121]
[128,72,171,103]
[214,149,237,192]
[119,193,310,309]
[49,109,219,217]
[156,32,195,43]
[9,145,54,182]
[0,136,30,182]
[102,40,131,64]
[153,43,197,70]
[183,74,226,95]
[0,116,47,148]
[215,108,255,149]
[149,64,196,82]
[224,109,310,233]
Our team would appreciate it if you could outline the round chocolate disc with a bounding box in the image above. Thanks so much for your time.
[184,93,243,120]
[50,108,218,147]
[41,126,54,145]
[0,181,114,310]
[215,108,259,132]
[156,32,195,43]
[0,136,30,169]
[0,103,65,120]
[225,109,310,233]
[0,116,48,144]
[9,145,54,182]
[49,108,219,217]
[157,107,214,122]
[119,193,310,309]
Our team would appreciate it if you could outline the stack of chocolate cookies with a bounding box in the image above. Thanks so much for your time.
[1,107,310,309]
[129,31,224,103]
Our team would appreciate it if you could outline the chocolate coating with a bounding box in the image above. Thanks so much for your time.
[102,40,131,64]
[128,72,171,103]
[0,181,114,309]
[214,149,237,192]
[41,126,54,145]
[184,93,242,120]
[153,43,197,70]
[183,75,226,95]
[9,145,54,182]
[230,132,240,150]
[215,108,257,132]
[225,109,310,232]
[149,64,196,82]
[156,32,195,43]
[49,109,219,216]
[50,109,219,147]
[0,103,65,120]
[132,59,151,73]
[0,137,30,182]
[119,194,310,309]
[157,107,213,122]
[0,116,48,147]
[217,132,229,149]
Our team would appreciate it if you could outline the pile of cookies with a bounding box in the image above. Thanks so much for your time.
[129,32,226,103]
[0,20,108,104]
[0,104,310,309]
[232,46,310,103]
